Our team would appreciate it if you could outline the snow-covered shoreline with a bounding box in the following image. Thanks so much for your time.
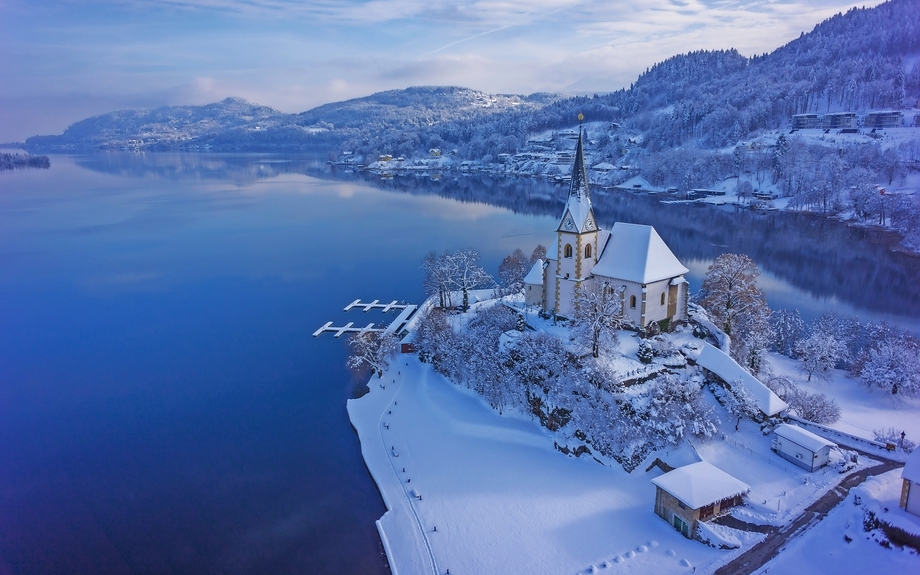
[348,358,731,575]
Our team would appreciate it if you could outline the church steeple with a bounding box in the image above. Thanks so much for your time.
[557,124,596,234]
[569,126,590,202]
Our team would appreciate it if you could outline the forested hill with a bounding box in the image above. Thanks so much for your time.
[25,0,920,157]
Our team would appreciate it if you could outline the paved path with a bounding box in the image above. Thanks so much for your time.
[713,457,903,575]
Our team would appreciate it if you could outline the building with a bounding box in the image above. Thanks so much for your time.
[864,111,904,128]
[792,114,822,130]
[771,423,836,472]
[540,131,690,329]
[900,448,920,517]
[693,343,787,416]
[824,112,858,130]
[523,259,544,306]
[652,461,750,539]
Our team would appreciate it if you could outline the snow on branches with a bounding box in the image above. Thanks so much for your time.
[422,249,495,311]
[573,280,625,358]
[698,253,772,372]
[346,331,399,379]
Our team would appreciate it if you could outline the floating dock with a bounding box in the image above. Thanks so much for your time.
[314,300,418,338]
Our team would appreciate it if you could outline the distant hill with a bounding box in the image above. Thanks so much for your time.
[25,0,920,157]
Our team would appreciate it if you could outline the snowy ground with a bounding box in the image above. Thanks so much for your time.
[349,358,733,575]
[348,299,916,574]
[767,353,920,442]
[756,469,920,574]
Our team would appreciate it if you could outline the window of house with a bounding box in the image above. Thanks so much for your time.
[564,244,573,258]
[661,293,666,306]
[584,244,592,258]
[630,295,636,309]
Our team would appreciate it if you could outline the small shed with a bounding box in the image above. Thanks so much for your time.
[523,259,544,306]
[771,424,836,472]
[900,449,920,517]
[651,461,750,540]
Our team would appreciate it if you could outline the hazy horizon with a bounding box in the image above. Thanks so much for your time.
[1,0,884,142]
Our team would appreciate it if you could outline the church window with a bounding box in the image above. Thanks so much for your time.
[584,244,592,258]
[661,293,666,306]
[564,244,573,258]
[630,295,636,309]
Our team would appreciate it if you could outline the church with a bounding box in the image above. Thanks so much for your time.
[523,130,690,331]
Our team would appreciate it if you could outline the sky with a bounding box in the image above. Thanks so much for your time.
[0,0,885,142]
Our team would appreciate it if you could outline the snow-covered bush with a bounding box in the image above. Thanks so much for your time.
[872,428,916,453]
[786,389,841,424]
[637,341,654,364]
[645,374,719,444]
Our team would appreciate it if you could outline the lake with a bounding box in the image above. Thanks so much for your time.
[0,153,917,574]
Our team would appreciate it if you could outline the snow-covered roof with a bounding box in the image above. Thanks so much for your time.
[591,162,616,171]
[524,259,544,285]
[616,175,658,190]
[774,424,836,453]
[651,461,750,509]
[591,223,689,284]
[904,449,920,483]
[693,343,788,416]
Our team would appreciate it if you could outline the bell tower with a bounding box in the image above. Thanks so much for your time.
[554,118,600,316]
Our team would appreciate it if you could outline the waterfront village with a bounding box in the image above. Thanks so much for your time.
[339,131,920,575]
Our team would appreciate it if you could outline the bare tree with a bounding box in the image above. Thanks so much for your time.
[448,249,494,311]
[346,331,399,378]
[497,248,530,296]
[422,251,455,309]
[698,253,771,359]
[530,244,547,264]
[573,280,625,358]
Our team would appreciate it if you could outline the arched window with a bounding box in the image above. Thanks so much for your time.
[661,293,666,306]
[584,244,592,258]
[564,244,573,258]
[629,295,637,309]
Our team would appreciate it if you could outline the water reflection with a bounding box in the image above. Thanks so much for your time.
[76,152,920,324]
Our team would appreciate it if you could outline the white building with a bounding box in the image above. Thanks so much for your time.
[539,131,690,329]
[900,449,920,517]
[771,423,836,472]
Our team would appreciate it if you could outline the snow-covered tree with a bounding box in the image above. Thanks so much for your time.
[786,388,841,424]
[698,253,771,362]
[497,248,530,296]
[855,334,920,396]
[449,249,494,311]
[572,280,625,358]
[346,331,399,378]
[722,379,761,430]
[422,251,455,309]
[646,374,719,444]
[770,308,805,356]
[794,332,848,382]
[506,331,572,429]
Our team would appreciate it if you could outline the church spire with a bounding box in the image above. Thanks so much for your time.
[569,123,590,201]
[556,115,597,235]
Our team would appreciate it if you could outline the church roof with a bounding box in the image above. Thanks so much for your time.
[557,130,595,234]
[592,223,689,284]
[523,259,544,285]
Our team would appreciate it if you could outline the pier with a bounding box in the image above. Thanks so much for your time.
[313,299,418,338]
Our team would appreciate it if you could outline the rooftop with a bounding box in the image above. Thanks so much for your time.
[651,461,750,510]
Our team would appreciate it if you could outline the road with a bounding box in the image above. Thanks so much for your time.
[713,457,903,575]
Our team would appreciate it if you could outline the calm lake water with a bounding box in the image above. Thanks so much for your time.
[1,153,918,574]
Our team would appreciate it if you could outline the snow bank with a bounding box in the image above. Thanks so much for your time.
[695,521,741,549]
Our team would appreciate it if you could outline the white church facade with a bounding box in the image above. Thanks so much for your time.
[524,131,690,330]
